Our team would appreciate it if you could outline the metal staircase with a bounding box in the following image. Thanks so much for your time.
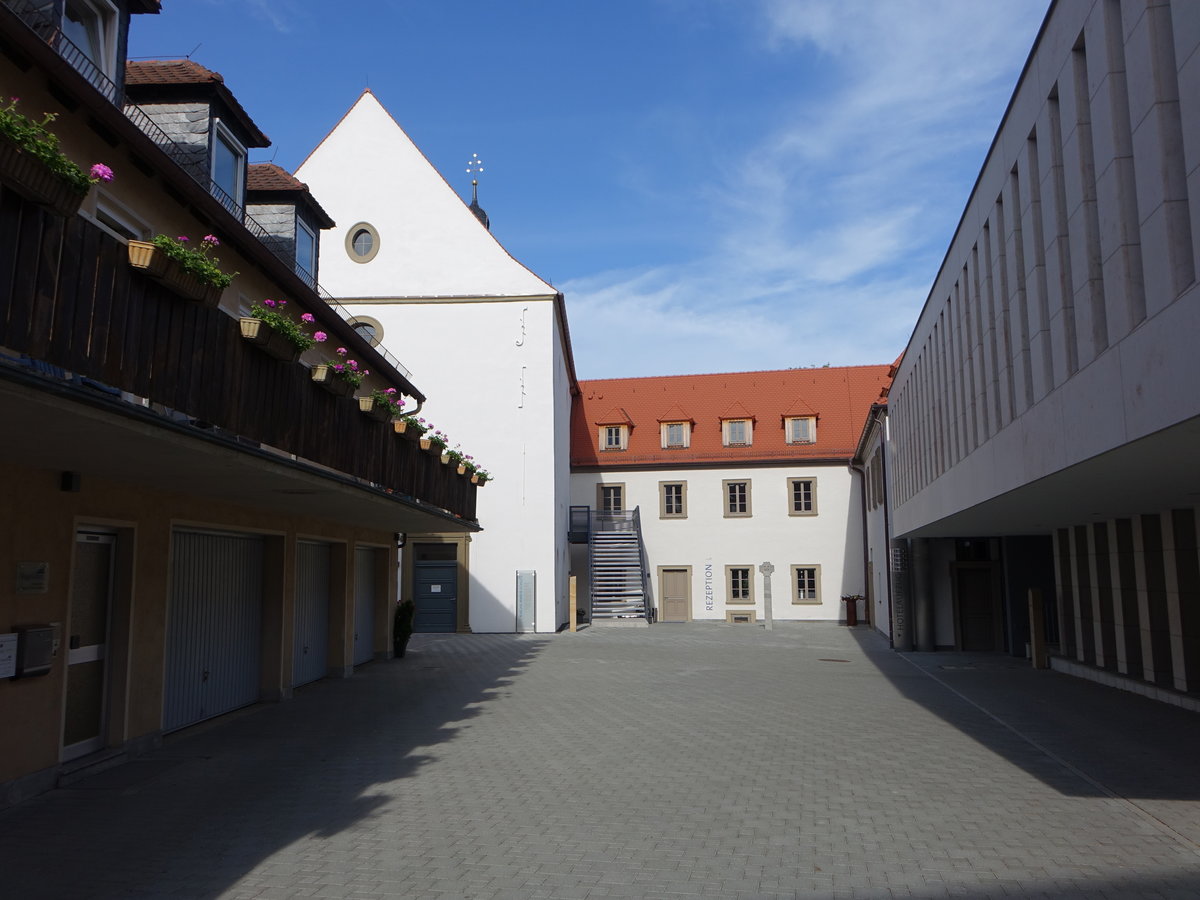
[569,506,652,622]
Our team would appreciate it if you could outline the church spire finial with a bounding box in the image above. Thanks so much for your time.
[465,153,489,230]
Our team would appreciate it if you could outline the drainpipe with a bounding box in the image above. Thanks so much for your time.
[849,458,870,629]
[879,412,896,649]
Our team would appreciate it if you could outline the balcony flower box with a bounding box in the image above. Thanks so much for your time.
[311,364,356,398]
[0,136,86,217]
[239,317,301,363]
[358,395,394,423]
[128,240,222,307]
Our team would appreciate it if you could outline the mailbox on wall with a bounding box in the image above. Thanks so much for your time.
[14,625,54,678]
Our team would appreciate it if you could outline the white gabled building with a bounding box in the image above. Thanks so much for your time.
[297,90,577,634]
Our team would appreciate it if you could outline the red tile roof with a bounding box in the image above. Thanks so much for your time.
[247,162,306,192]
[126,59,222,86]
[246,163,335,228]
[125,59,270,147]
[571,365,893,468]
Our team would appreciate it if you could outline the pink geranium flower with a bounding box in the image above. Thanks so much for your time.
[301,313,315,323]
[263,298,276,307]
[313,331,327,342]
[89,163,114,182]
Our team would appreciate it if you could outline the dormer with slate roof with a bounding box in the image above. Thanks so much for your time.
[125,59,270,215]
[246,163,336,288]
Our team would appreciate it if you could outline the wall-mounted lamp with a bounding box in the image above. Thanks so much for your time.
[394,532,407,549]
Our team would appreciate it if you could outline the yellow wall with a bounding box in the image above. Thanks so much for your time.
[0,461,396,788]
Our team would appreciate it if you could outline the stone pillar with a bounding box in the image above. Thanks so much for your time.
[912,538,936,652]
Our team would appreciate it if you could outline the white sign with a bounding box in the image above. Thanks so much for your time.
[430,584,442,593]
[0,633,16,679]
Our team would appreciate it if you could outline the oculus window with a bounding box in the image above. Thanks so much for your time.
[346,222,381,263]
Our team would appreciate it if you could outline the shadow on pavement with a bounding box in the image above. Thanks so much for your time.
[0,633,549,899]
[848,626,1200,848]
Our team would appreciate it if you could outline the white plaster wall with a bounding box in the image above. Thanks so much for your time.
[351,297,565,632]
[295,92,553,299]
[570,464,863,622]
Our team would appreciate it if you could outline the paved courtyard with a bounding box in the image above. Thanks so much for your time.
[3,624,1200,899]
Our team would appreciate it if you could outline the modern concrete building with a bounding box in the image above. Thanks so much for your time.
[296,92,578,634]
[570,367,891,625]
[0,2,477,804]
[883,0,1200,700]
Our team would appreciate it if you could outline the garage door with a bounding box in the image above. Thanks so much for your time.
[294,541,331,687]
[353,548,376,666]
[164,531,264,733]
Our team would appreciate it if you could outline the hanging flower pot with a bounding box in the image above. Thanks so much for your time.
[457,464,467,475]
[470,474,479,484]
[394,420,408,434]
[128,240,221,307]
[439,450,451,465]
[311,364,356,398]
[419,436,432,451]
[358,395,393,423]
[239,317,302,363]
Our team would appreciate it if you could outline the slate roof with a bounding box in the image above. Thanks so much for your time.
[246,163,336,228]
[571,365,892,468]
[125,59,270,147]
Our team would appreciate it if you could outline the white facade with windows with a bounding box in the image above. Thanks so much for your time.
[570,463,862,623]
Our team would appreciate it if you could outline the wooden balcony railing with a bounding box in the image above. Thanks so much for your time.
[0,187,476,522]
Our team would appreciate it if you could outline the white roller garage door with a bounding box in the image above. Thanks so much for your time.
[163,531,264,733]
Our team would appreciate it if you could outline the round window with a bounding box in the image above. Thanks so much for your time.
[348,317,383,347]
[344,222,380,263]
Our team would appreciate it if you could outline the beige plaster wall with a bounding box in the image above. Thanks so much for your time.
[0,461,396,787]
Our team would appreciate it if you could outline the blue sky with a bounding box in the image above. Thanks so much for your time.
[130,0,1048,379]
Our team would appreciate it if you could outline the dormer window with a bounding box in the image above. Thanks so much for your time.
[211,120,247,210]
[661,422,690,449]
[722,418,753,447]
[786,416,817,444]
[600,425,628,451]
[63,0,118,82]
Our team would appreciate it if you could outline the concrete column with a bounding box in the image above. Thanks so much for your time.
[912,538,936,652]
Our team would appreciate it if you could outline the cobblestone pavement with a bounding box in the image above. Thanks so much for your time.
[3,624,1200,899]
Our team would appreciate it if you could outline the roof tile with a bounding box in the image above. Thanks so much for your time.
[571,365,892,468]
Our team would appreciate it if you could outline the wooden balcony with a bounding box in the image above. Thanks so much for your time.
[0,187,477,524]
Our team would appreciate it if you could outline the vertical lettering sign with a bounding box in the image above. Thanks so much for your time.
[704,562,714,612]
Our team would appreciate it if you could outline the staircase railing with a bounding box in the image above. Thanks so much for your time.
[631,507,653,622]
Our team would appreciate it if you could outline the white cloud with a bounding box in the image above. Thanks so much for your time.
[567,0,1047,380]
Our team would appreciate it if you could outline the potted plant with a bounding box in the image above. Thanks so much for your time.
[427,429,450,460]
[0,98,112,216]
[239,299,327,363]
[312,346,366,398]
[393,599,415,658]
[394,413,426,437]
[474,468,491,486]
[128,233,237,306]
[359,387,404,423]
